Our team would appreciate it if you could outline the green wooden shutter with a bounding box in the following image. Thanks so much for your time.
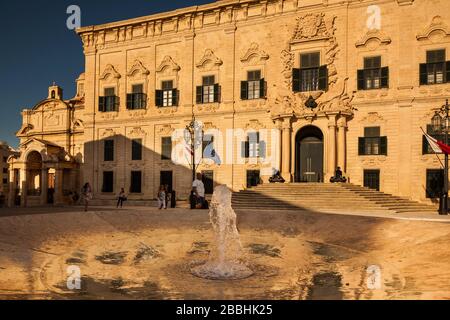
[114,96,120,112]
[196,86,203,104]
[423,135,429,155]
[381,67,389,88]
[358,137,365,155]
[292,68,300,92]
[318,65,328,91]
[380,136,388,155]
[172,89,179,106]
[98,97,106,112]
[357,70,365,90]
[155,90,163,107]
[260,79,266,98]
[259,141,266,158]
[240,81,248,100]
[126,94,133,109]
[446,61,450,83]
[213,84,220,103]
[420,63,428,85]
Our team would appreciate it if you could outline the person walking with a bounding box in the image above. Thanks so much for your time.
[157,185,167,210]
[81,183,92,212]
[117,188,127,208]
[192,173,206,209]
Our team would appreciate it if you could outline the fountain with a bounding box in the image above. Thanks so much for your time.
[191,185,254,280]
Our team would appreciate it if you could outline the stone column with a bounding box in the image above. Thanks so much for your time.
[337,117,347,173]
[327,120,337,180]
[8,168,16,208]
[40,168,48,206]
[54,168,64,205]
[20,168,27,208]
[281,117,292,182]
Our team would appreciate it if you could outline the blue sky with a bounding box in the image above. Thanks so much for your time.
[0,0,214,147]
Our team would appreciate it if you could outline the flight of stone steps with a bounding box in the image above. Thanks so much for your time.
[232,183,438,215]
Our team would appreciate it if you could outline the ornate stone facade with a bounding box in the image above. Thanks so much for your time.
[8,0,450,206]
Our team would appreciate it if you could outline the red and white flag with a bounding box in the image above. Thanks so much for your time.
[423,130,450,155]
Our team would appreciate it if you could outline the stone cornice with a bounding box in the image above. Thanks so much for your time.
[76,0,343,51]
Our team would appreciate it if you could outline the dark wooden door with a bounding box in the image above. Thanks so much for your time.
[298,137,323,183]
[202,171,214,195]
[364,170,380,191]
[160,171,173,193]
[247,170,260,188]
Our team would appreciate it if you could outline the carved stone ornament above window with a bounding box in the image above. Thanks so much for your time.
[245,119,266,131]
[129,127,147,137]
[196,49,223,71]
[158,124,175,136]
[127,60,150,77]
[240,43,269,65]
[156,56,181,74]
[290,13,334,43]
[269,13,355,120]
[416,16,450,41]
[101,128,116,138]
[100,64,121,81]
[355,29,392,48]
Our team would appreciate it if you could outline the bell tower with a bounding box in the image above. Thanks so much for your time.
[48,82,63,100]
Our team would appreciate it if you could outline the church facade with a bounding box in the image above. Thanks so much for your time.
[8,0,450,207]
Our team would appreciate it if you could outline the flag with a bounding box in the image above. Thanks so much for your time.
[423,130,450,155]
[203,142,222,165]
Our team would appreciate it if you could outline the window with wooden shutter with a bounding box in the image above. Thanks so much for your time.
[213,83,220,103]
[292,68,301,92]
[241,141,249,158]
[196,86,203,104]
[446,61,450,83]
[379,136,388,155]
[161,137,172,160]
[380,67,389,88]
[132,139,142,161]
[420,63,428,85]
[102,171,114,193]
[99,97,106,112]
[259,140,266,158]
[358,127,387,156]
[241,81,248,100]
[104,140,114,162]
[357,70,365,90]
[358,137,365,156]
[260,78,266,98]
[318,65,328,91]
[359,56,384,90]
[247,70,261,99]
[130,171,142,194]
[155,90,163,107]
[423,49,446,85]
[172,89,179,106]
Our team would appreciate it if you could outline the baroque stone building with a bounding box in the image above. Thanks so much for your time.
[8,0,450,206]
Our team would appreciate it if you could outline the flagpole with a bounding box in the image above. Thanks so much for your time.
[444,99,449,215]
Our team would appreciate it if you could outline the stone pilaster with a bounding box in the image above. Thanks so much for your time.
[40,168,48,206]
[327,119,337,181]
[281,117,292,182]
[337,117,347,173]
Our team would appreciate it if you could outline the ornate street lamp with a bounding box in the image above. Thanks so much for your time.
[431,99,449,215]
[184,114,203,182]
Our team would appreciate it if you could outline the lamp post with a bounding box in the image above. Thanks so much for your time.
[185,114,203,182]
[431,99,450,215]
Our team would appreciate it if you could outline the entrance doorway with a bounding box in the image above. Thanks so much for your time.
[202,171,214,195]
[364,170,380,191]
[160,171,173,193]
[295,126,324,183]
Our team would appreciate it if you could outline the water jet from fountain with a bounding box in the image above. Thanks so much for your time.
[191,185,254,280]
